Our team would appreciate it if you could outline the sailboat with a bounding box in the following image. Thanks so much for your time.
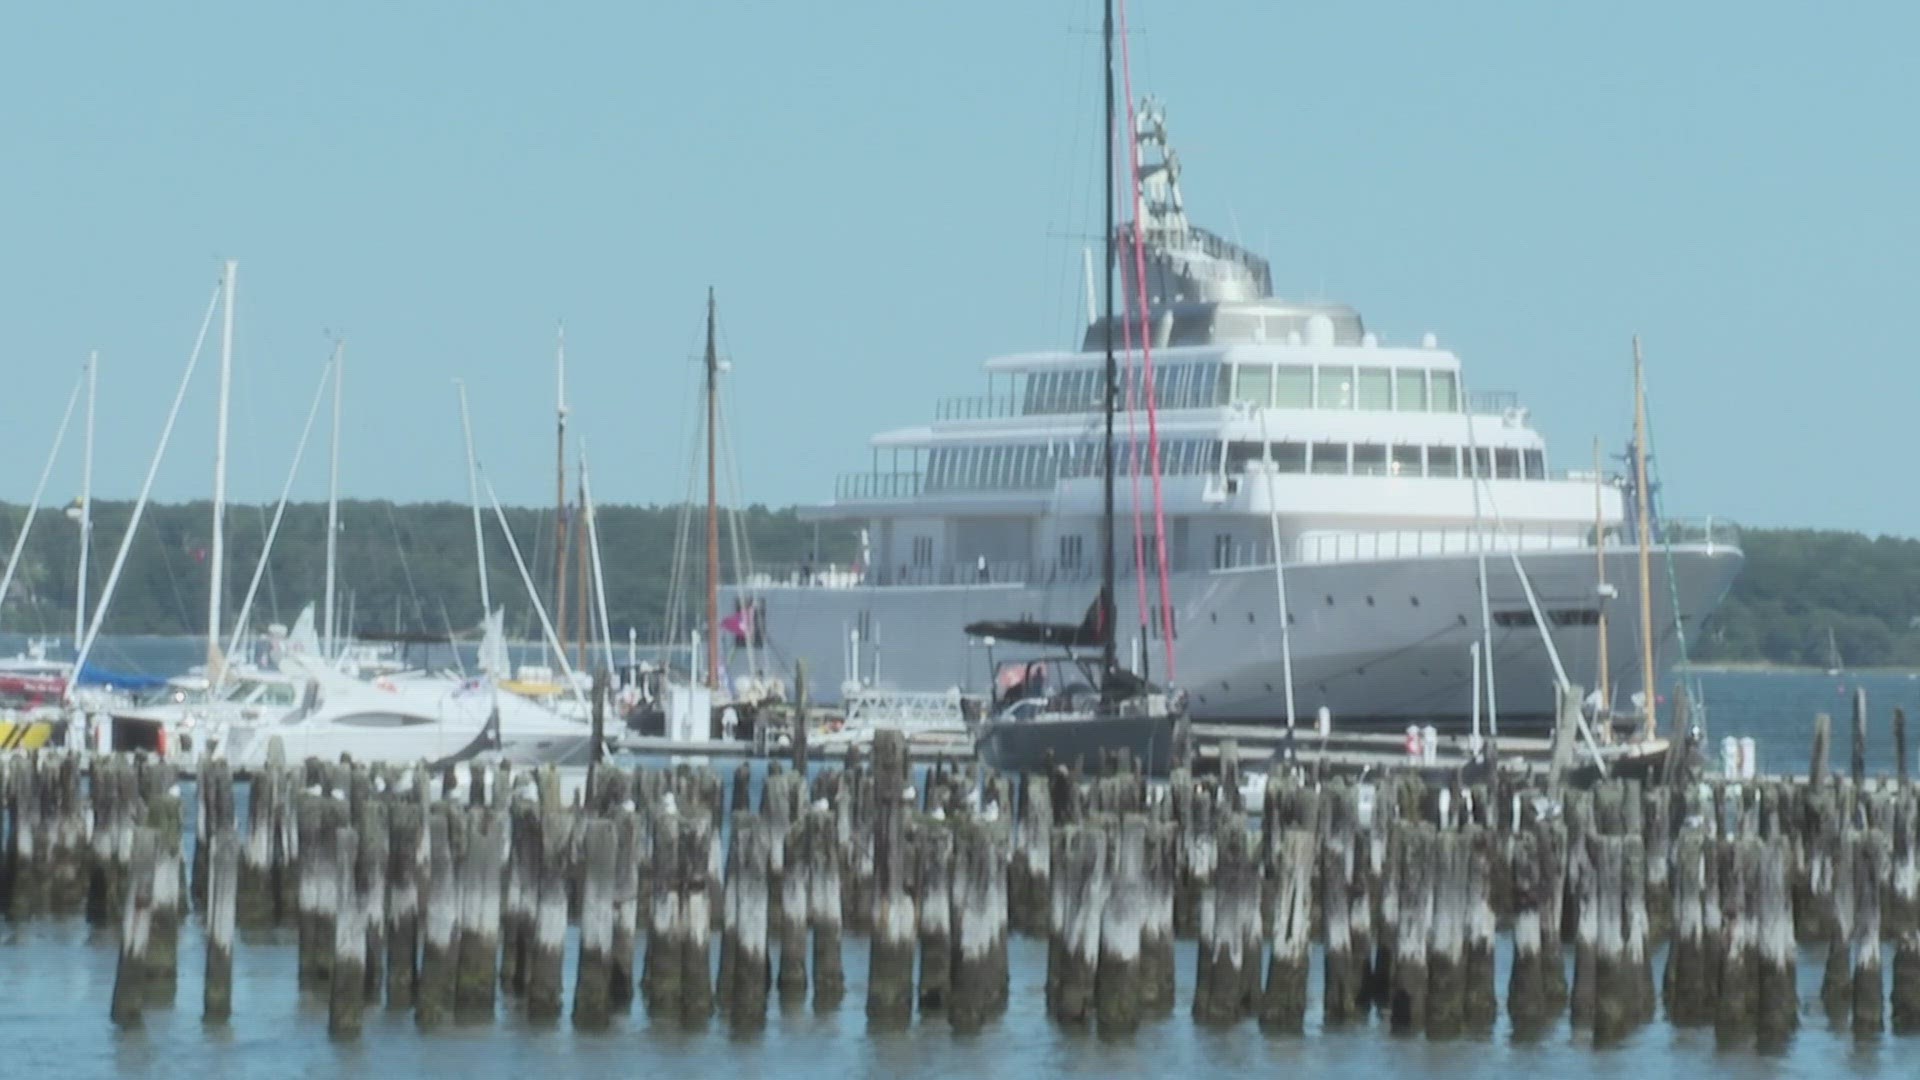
[969,0,1187,775]
[1825,627,1844,679]
[630,290,783,740]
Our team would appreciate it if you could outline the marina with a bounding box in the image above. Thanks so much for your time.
[0,0,1913,1074]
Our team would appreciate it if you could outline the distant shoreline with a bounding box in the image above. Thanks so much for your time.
[1678,661,1920,677]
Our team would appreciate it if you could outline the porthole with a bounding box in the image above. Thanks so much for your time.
[1247,612,1256,623]
[1411,596,1420,607]
[1325,595,1335,606]
[1366,596,1375,607]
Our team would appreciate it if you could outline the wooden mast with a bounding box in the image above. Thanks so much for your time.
[1632,336,1657,741]
[575,464,590,672]
[1593,437,1611,723]
[705,288,721,691]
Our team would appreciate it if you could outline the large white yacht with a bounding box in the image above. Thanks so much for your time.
[739,100,1742,732]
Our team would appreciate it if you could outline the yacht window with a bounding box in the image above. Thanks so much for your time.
[335,712,432,728]
[1233,363,1273,407]
[925,449,945,491]
[1058,534,1083,569]
[1225,440,1264,472]
[1391,445,1423,477]
[1427,445,1459,478]
[912,536,934,567]
[1353,444,1388,476]
[1198,441,1223,473]
[1431,370,1460,412]
[995,446,1014,487]
[1025,373,1048,414]
[1317,366,1355,409]
[263,683,297,707]
[1198,363,1224,407]
[1311,442,1349,475]
[1523,449,1545,479]
[1357,367,1392,410]
[1169,313,1212,347]
[1274,366,1312,408]
[1213,533,1234,570]
[1470,447,1493,479]
[1495,448,1521,479]
[1271,442,1307,473]
[1396,369,1428,411]
[1264,313,1304,341]
[1214,312,1261,343]
[967,447,986,488]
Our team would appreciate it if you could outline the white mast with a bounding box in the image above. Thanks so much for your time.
[580,447,618,679]
[324,340,343,658]
[455,379,492,618]
[483,477,589,718]
[0,368,83,637]
[229,358,333,660]
[1256,406,1297,731]
[208,259,236,673]
[72,280,224,693]
[75,350,96,647]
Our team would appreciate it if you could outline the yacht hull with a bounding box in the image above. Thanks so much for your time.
[975,711,1180,775]
[734,544,1742,732]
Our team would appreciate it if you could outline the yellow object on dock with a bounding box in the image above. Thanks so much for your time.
[0,718,56,751]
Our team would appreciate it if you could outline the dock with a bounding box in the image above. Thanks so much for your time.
[3,690,1913,1051]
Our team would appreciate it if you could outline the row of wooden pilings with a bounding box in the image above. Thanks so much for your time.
[5,724,1920,1045]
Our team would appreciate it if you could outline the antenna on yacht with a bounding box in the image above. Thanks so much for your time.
[75,350,95,649]
[454,378,493,626]
[1083,246,1098,328]
[324,338,343,660]
[1632,336,1657,742]
[1098,0,1119,686]
[209,259,237,682]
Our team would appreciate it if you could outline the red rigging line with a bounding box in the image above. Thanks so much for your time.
[1116,0,1177,682]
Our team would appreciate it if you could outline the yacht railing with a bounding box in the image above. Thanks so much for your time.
[747,518,1740,590]
[934,394,1022,421]
[834,471,924,502]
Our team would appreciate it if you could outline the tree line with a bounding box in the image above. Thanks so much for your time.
[0,504,1913,668]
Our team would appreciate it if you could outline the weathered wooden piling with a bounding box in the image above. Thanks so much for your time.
[1142,822,1177,1016]
[686,815,720,1019]
[1462,827,1498,1033]
[914,822,954,1013]
[1424,830,1467,1040]
[1388,825,1434,1032]
[1508,825,1557,1034]
[1853,688,1869,785]
[574,818,620,1029]
[1822,831,1857,1024]
[237,760,285,928]
[1010,771,1054,936]
[385,798,425,1009]
[719,813,772,1025]
[1095,815,1148,1037]
[950,817,1009,1032]
[142,790,184,1005]
[355,803,389,1000]
[1319,785,1368,1023]
[328,825,367,1041]
[110,827,158,1026]
[193,760,235,911]
[1755,836,1800,1051]
[1897,708,1910,785]
[1853,829,1888,1039]
[416,808,458,1027]
[866,731,916,1024]
[1663,829,1715,1024]
[526,810,572,1022]
[454,808,508,1023]
[1714,838,1758,1048]
[775,809,811,1004]
[610,808,640,1013]
[1047,823,1105,1023]
[203,825,238,1022]
[1192,822,1261,1024]
[1810,712,1832,785]
[642,811,684,1017]
[805,807,846,1012]
[1260,827,1315,1035]
[500,803,537,996]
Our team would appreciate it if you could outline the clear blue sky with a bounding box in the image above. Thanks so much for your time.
[3,1,1914,534]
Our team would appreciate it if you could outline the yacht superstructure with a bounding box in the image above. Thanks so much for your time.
[740,100,1742,732]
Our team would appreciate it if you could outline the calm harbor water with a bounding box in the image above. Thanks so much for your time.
[3,645,1918,1077]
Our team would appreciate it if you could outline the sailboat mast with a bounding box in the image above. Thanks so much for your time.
[75,350,96,647]
[1098,0,1118,683]
[1632,336,1657,741]
[553,325,570,669]
[705,288,722,692]
[324,340,343,657]
[209,259,237,672]
[1593,436,1610,717]
[455,379,493,620]
[575,465,589,672]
